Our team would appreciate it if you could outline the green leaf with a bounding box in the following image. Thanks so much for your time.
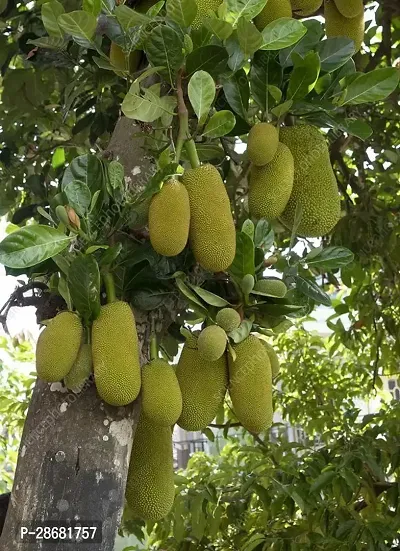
[122,82,176,122]
[52,147,65,169]
[108,160,124,190]
[316,37,355,73]
[204,17,233,40]
[279,19,323,67]
[186,45,229,77]
[222,69,249,120]
[42,0,65,38]
[0,226,73,269]
[188,284,230,306]
[202,110,236,138]
[175,278,208,316]
[225,32,246,72]
[166,0,197,27]
[340,118,372,140]
[27,36,67,50]
[147,0,165,15]
[145,25,185,83]
[83,0,102,15]
[261,18,306,51]
[58,11,97,41]
[310,470,336,492]
[254,219,274,250]
[67,255,101,323]
[250,50,282,113]
[270,99,293,117]
[188,70,216,123]
[227,0,268,25]
[64,181,92,217]
[339,67,400,106]
[287,51,320,100]
[228,319,253,344]
[114,4,150,30]
[237,17,263,57]
[242,219,254,241]
[99,243,123,267]
[181,143,225,161]
[62,154,103,195]
[304,247,354,270]
[229,231,255,280]
[296,275,331,307]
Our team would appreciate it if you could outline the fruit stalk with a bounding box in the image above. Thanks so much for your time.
[175,69,200,168]
[103,271,116,304]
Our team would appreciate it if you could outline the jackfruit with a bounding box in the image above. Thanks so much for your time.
[241,274,255,294]
[36,311,83,382]
[183,164,236,272]
[279,125,341,237]
[247,123,279,166]
[109,42,142,73]
[324,0,364,52]
[192,0,222,30]
[64,343,92,392]
[291,0,322,16]
[228,335,273,433]
[149,179,190,257]
[333,0,363,18]
[176,336,228,430]
[253,278,287,298]
[92,301,140,406]
[248,142,294,220]
[126,414,175,521]
[142,359,182,426]
[254,0,292,31]
[216,308,241,332]
[260,340,280,378]
[197,325,227,361]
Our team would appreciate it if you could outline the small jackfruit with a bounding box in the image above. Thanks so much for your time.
[324,0,364,52]
[142,359,182,426]
[247,123,279,166]
[92,301,140,406]
[253,278,287,298]
[183,164,236,272]
[176,336,228,430]
[260,340,280,378]
[149,179,190,257]
[228,335,273,433]
[254,0,292,31]
[36,311,83,382]
[333,0,363,18]
[249,142,294,220]
[291,0,322,16]
[64,343,92,392]
[241,274,255,294]
[192,0,223,30]
[197,325,227,361]
[126,414,175,521]
[216,308,241,332]
[279,125,341,237]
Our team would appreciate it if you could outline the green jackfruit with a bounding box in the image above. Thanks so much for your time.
[142,359,182,426]
[64,343,92,392]
[36,311,83,382]
[197,325,227,361]
[92,301,140,406]
[333,0,363,18]
[253,278,287,298]
[183,164,236,272]
[216,308,241,332]
[249,142,294,220]
[192,0,223,29]
[291,0,322,16]
[176,336,228,430]
[324,0,364,52]
[254,0,292,30]
[260,339,280,378]
[279,125,341,237]
[149,179,190,257]
[241,274,255,294]
[126,414,175,521]
[228,335,273,433]
[247,123,279,166]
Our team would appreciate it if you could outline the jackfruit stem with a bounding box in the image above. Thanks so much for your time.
[185,139,200,168]
[103,271,117,304]
[150,335,158,361]
[175,69,200,168]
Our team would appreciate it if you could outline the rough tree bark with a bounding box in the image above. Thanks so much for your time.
[0,118,162,550]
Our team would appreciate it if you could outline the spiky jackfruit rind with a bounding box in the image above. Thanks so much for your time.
[291,0,322,16]
[228,335,273,433]
[254,0,292,30]
[249,142,294,220]
[279,125,341,237]
[324,0,364,52]
[126,414,175,521]
[142,359,183,426]
[247,123,279,166]
[191,0,223,30]
[253,278,287,298]
[183,164,236,272]
[36,311,83,382]
[149,179,190,257]
[216,308,241,332]
[333,0,363,18]
[92,301,140,406]
[260,340,280,378]
[197,325,227,361]
[64,343,92,392]
[176,338,228,431]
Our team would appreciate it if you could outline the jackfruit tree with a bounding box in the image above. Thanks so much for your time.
[0,0,399,548]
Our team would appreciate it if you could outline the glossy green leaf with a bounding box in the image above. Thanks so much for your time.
[229,231,255,280]
[242,219,255,241]
[145,25,184,83]
[175,278,208,316]
[254,219,274,250]
[122,82,177,122]
[114,4,150,29]
[250,50,283,113]
[188,70,216,123]
[67,255,101,323]
[296,275,331,306]
[42,0,65,38]
[62,154,103,194]
[316,37,355,73]
[188,284,230,306]
[186,45,229,77]
[271,99,293,117]
[287,51,320,100]
[279,19,323,67]
[228,319,253,344]
[108,160,124,190]
[237,17,263,57]
[261,18,306,51]
[27,36,67,50]
[227,0,267,25]
[58,11,97,41]
[202,110,236,138]
[310,470,336,492]
[204,17,233,40]
[222,69,249,120]
[225,32,246,72]
[64,181,92,216]
[83,0,101,15]
[339,67,400,106]
[340,118,372,140]
[304,247,354,270]
[166,0,197,27]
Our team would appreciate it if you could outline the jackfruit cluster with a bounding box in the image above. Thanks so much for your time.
[247,123,279,166]
[228,335,273,433]
[254,0,292,30]
[141,359,182,426]
[291,0,322,16]
[126,414,175,521]
[333,0,363,18]
[253,278,287,298]
[216,308,241,332]
[176,334,228,431]
[324,0,364,51]
[183,164,236,272]
[248,142,294,220]
[279,125,341,237]
[197,325,227,361]
[36,311,83,382]
[92,301,141,406]
[64,343,92,392]
[192,0,223,29]
[149,179,190,257]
